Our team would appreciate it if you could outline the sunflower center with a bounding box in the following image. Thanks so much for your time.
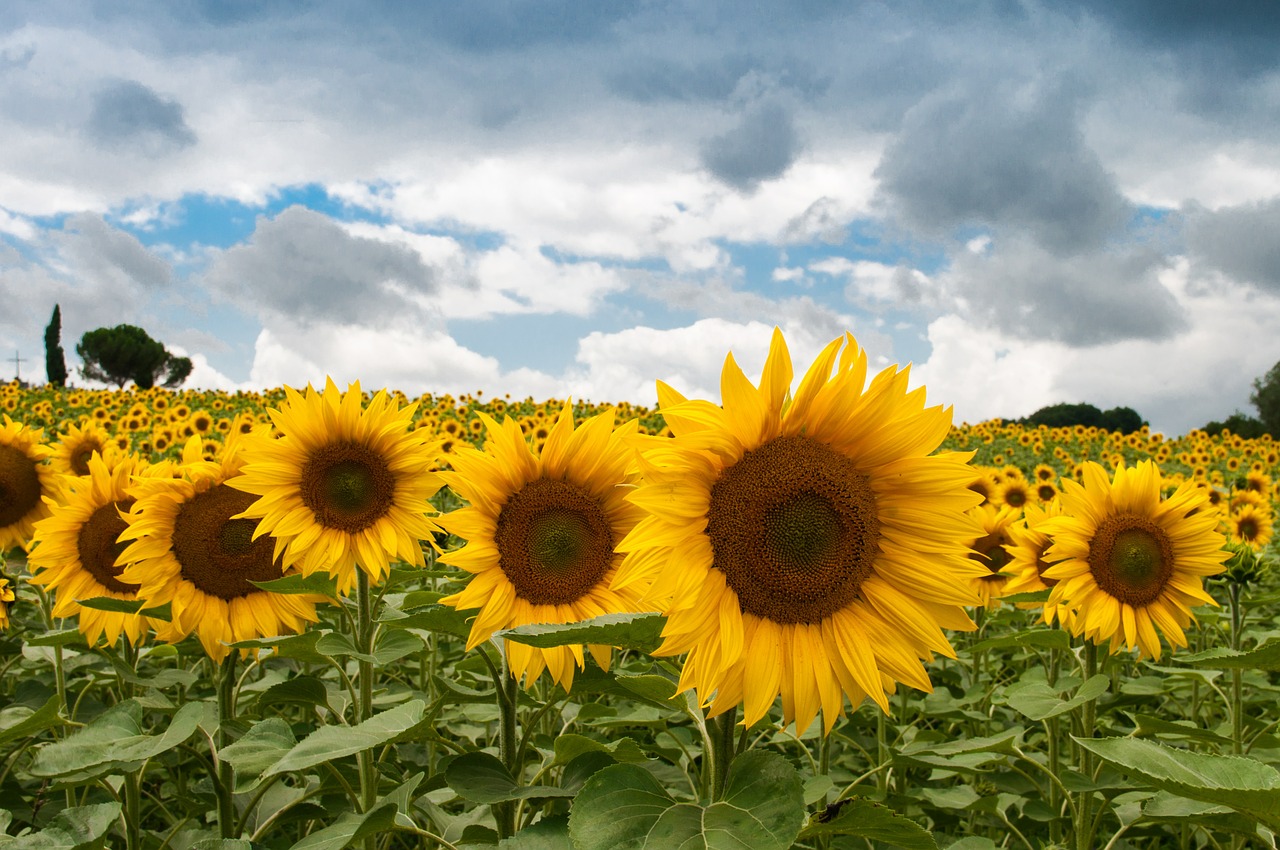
[76,500,139,595]
[970,530,1012,581]
[1238,517,1259,541]
[1088,515,1175,606]
[300,443,396,532]
[0,444,43,529]
[495,478,614,605]
[173,484,284,600]
[707,435,880,625]
[1033,543,1059,587]
[72,443,101,476]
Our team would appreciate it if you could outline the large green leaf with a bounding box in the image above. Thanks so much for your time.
[264,699,427,777]
[498,613,666,653]
[445,752,574,803]
[1076,736,1280,830]
[1002,674,1109,721]
[250,573,339,597]
[552,734,649,765]
[498,815,572,849]
[228,631,330,665]
[798,798,938,850]
[0,694,67,747]
[287,803,398,850]
[218,716,297,793]
[378,604,471,638]
[1182,638,1280,670]
[970,627,1069,653]
[568,749,804,850]
[24,629,87,648]
[29,700,207,782]
[0,802,121,849]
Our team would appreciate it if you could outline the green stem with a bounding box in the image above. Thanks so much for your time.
[355,570,378,850]
[706,707,738,802]
[124,770,142,850]
[495,648,520,840]
[1075,640,1099,850]
[1229,582,1244,756]
[216,653,237,838]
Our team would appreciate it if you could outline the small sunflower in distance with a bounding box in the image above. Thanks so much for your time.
[1041,460,1228,660]
[1001,499,1072,627]
[50,421,113,479]
[228,379,444,593]
[28,453,157,646]
[614,329,988,734]
[0,417,57,552]
[438,404,645,690]
[120,436,322,662]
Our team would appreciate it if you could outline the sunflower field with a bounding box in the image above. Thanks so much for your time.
[2,330,1280,850]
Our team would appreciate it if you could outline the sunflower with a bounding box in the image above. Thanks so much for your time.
[1,417,58,552]
[614,329,988,734]
[438,404,645,690]
[966,502,1021,609]
[228,379,444,593]
[0,573,14,631]
[1000,499,1072,626]
[999,478,1030,510]
[1229,503,1272,550]
[1041,460,1228,660]
[49,421,113,478]
[120,436,322,661]
[27,453,156,646]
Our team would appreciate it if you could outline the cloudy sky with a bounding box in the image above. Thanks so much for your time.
[3,1,1279,436]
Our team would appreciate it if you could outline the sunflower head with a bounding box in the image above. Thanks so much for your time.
[614,328,988,734]
[50,420,114,479]
[438,403,645,691]
[1042,460,1229,660]
[228,378,445,593]
[0,417,57,552]
[0,573,15,631]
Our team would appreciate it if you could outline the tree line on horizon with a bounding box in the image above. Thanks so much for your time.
[33,305,1280,438]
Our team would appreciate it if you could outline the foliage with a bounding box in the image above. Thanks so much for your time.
[1251,360,1280,438]
[1202,411,1267,439]
[1019,401,1146,434]
[74,324,193,389]
[42,305,67,387]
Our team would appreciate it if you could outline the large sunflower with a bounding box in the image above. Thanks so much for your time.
[0,417,57,552]
[120,435,322,661]
[614,329,988,734]
[228,379,444,593]
[438,404,645,690]
[1041,460,1228,660]
[28,453,155,646]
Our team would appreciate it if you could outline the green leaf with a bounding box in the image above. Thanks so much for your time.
[3,802,121,849]
[256,676,332,715]
[218,716,297,793]
[799,798,938,849]
[372,629,424,666]
[264,699,426,777]
[971,627,1070,653]
[568,749,804,850]
[287,803,398,850]
[1075,736,1280,830]
[229,630,330,665]
[189,841,256,850]
[998,589,1052,604]
[24,629,87,648]
[73,596,146,614]
[1003,674,1109,721]
[498,815,571,850]
[0,694,67,747]
[498,613,666,653]
[378,604,471,638]
[251,573,339,597]
[445,752,574,804]
[1127,712,1234,746]
[552,734,649,766]
[30,700,206,781]
[1182,638,1280,670]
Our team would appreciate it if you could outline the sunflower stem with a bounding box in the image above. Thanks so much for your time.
[1075,640,1099,850]
[215,653,237,839]
[706,707,738,802]
[123,768,142,850]
[355,569,379,850]
[495,646,520,839]
[1229,581,1244,756]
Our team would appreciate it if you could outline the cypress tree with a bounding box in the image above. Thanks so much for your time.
[44,304,68,387]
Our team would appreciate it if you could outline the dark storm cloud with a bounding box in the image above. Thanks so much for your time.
[1186,199,1280,293]
[85,80,196,153]
[875,83,1131,255]
[945,238,1186,345]
[607,54,828,104]
[202,206,438,325]
[700,102,800,191]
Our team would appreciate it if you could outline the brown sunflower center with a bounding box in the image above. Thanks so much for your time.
[706,435,880,625]
[172,483,284,600]
[76,500,139,595]
[970,529,1013,581]
[72,440,102,476]
[1033,542,1059,587]
[300,442,396,532]
[1237,516,1260,541]
[1088,515,1175,606]
[495,478,614,605]
[0,444,43,529]
[1004,487,1028,508]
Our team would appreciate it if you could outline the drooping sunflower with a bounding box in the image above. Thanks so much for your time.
[49,421,113,479]
[438,404,645,690]
[28,453,156,647]
[0,417,58,552]
[228,378,444,593]
[1041,460,1228,660]
[120,435,322,662]
[614,329,988,734]
[1000,499,1072,627]
[965,502,1021,609]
